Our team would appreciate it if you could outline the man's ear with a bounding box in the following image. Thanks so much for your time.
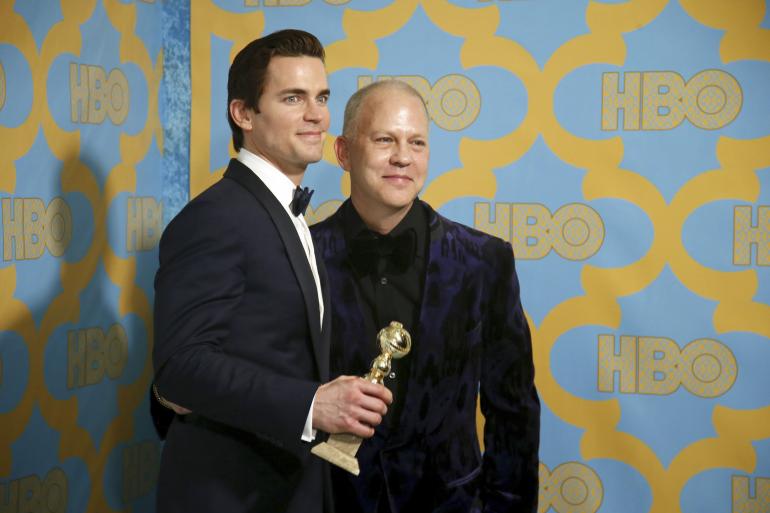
[334,136,350,172]
[229,99,253,131]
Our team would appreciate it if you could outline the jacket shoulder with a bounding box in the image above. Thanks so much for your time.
[309,208,344,246]
[433,211,513,259]
[170,175,263,223]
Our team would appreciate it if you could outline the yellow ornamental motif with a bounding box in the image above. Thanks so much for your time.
[541,3,770,513]
[2,1,766,512]
[188,3,770,512]
[190,2,264,196]
[0,0,162,511]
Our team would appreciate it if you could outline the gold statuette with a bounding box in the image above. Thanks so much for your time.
[311,321,412,475]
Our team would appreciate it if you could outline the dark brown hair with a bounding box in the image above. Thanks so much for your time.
[227,29,325,151]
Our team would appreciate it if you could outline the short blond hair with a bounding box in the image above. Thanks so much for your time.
[341,80,428,138]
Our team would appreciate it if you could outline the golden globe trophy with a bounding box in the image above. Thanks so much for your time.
[311,321,411,476]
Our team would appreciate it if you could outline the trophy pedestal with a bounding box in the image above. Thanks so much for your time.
[311,433,362,476]
[312,321,411,476]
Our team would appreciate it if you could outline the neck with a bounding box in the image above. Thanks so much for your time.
[242,146,306,186]
[283,168,305,187]
[350,197,414,235]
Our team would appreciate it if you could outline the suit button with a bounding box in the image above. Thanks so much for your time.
[380,277,388,285]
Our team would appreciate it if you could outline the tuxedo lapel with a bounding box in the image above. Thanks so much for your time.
[313,209,373,379]
[224,159,326,379]
[315,242,331,381]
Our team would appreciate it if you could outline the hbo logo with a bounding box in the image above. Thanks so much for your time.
[123,441,160,504]
[475,202,604,260]
[0,468,67,513]
[602,69,741,130]
[1,197,72,261]
[70,63,129,125]
[127,197,162,252]
[539,462,602,513]
[598,335,737,397]
[732,476,770,513]
[358,75,480,131]
[244,0,350,4]
[733,205,769,266]
[67,324,129,389]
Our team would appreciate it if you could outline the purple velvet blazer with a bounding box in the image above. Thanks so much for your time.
[311,200,540,513]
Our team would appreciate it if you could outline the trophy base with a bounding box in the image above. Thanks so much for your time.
[311,433,362,476]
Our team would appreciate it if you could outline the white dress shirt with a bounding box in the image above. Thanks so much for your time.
[237,148,322,442]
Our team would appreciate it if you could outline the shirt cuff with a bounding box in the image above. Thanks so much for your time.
[301,391,318,442]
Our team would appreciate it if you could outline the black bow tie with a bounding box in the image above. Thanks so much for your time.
[349,229,416,276]
[291,186,314,216]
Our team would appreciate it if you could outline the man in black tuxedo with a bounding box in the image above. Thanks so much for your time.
[311,80,540,512]
[152,30,391,513]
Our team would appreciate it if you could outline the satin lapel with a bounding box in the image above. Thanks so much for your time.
[224,160,325,379]
[315,243,331,382]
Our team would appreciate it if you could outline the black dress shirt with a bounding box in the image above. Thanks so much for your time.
[342,200,428,431]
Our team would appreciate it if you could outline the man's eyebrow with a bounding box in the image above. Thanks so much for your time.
[277,88,308,96]
[277,88,331,96]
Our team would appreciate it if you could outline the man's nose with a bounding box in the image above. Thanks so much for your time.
[390,144,412,167]
[304,101,326,122]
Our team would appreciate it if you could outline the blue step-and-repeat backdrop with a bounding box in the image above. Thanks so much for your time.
[1,1,769,512]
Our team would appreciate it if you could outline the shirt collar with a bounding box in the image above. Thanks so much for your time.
[343,199,428,258]
[237,148,297,212]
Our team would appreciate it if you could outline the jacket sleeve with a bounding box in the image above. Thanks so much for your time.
[152,196,319,454]
[480,240,540,512]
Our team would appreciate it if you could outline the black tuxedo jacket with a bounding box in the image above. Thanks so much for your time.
[311,201,540,513]
[152,159,332,513]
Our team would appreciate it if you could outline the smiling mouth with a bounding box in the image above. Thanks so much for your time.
[297,132,324,142]
[384,175,413,183]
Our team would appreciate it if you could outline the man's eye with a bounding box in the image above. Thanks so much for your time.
[317,95,329,105]
[284,96,300,104]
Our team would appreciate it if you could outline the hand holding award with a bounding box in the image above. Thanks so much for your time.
[311,321,411,475]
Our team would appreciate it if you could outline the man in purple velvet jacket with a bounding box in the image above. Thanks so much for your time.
[310,80,540,512]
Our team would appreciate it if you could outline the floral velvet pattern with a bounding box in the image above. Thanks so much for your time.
[311,201,540,513]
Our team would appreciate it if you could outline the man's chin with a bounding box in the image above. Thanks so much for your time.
[383,188,418,203]
[302,149,325,165]
[381,197,417,212]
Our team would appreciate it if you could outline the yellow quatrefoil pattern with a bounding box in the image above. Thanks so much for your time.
[1,1,768,512]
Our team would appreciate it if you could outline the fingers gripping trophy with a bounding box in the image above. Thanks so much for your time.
[311,321,411,475]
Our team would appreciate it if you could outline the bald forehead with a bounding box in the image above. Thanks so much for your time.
[356,87,429,131]
[363,86,418,107]
[362,83,424,108]
[343,80,429,137]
